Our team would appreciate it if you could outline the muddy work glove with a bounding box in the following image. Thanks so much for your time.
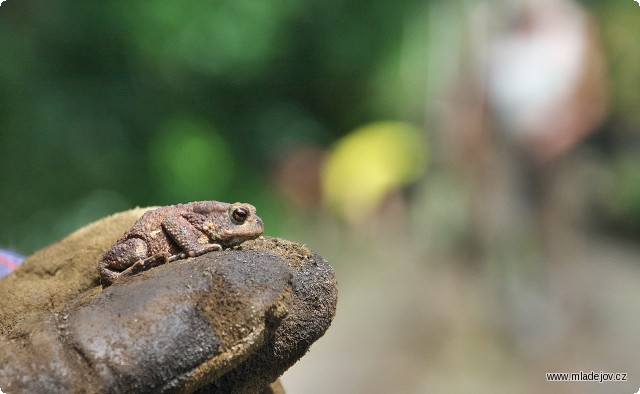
[0,208,337,393]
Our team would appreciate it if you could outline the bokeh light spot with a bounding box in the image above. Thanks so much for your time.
[150,118,235,201]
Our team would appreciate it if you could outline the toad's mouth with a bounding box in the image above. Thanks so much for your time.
[225,233,261,247]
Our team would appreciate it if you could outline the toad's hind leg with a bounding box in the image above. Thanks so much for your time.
[102,251,171,286]
[122,251,172,275]
[99,237,170,285]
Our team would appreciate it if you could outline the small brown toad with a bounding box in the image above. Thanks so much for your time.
[98,201,264,286]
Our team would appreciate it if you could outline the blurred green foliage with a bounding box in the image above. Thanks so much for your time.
[149,117,236,201]
[596,1,640,122]
[594,2,640,236]
[0,0,428,253]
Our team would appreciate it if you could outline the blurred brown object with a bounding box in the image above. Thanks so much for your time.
[275,146,326,209]
[437,0,610,250]
[440,0,608,170]
[431,0,611,355]
[487,0,609,165]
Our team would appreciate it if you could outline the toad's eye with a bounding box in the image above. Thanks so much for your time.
[231,207,249,223]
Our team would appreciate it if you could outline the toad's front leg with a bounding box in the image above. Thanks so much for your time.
[162,215,222,261]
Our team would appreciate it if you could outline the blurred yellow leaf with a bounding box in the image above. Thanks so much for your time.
[322,121,427,222]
